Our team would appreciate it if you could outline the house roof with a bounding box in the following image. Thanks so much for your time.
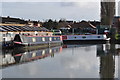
[71,21,96,29]
[0,26,49,32]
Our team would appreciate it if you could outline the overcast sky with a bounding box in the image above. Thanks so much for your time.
[0,0,119,21]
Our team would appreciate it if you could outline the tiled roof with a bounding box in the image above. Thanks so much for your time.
[0,26,49,32]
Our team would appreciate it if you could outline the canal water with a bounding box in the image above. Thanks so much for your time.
[0,43,120,79]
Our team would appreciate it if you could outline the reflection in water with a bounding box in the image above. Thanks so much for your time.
[1,44,120,78]
[97,43,119,79]
[1,46,62,67]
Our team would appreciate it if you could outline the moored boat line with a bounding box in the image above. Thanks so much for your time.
[1,33,111,48]
[1,25,119,49]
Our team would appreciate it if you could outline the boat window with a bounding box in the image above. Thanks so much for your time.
[98,36,101,38]
[54,31,59,32]
[42,37,45,41]
[58,37,60,40]
[42,50,45,55]
[49,37,52,41]
[82,36,86,38]
[54,38,56,40]
[32,38,36,42]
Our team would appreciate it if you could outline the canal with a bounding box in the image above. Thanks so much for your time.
[0,43,120,79]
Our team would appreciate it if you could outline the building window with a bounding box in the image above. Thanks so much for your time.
[3,34,6,37]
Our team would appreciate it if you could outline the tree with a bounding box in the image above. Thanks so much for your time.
[42,19,58,29]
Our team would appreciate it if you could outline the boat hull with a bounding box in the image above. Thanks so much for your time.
[63,40,109,44]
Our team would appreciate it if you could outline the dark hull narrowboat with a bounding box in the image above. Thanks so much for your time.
[13,34,63,48]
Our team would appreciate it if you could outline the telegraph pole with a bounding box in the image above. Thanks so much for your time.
[98,0,116,40]
[99,1,116,79]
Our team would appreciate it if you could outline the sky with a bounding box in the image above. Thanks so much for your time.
[118,1,120,15]
[0,0,120,21]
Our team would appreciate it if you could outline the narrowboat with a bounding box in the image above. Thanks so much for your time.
[13,34,63,48]
[62,34,110,44]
